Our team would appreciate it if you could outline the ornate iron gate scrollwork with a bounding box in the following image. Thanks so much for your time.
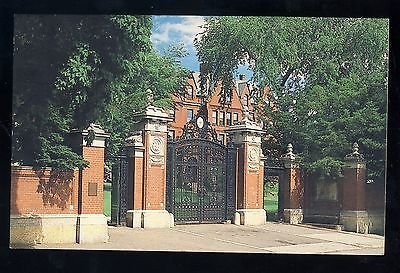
[166,104,236,224]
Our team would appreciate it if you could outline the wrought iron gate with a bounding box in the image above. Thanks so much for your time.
[166,107,236,224]
[109,149,129,226]
[263,158,285,221]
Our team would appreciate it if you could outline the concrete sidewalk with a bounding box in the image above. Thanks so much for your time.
[32,222,384,254]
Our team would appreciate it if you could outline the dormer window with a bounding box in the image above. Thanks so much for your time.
[186,85,194,99]
[187,109,194,122]
[244,94,249,107]
[225,90,232,103]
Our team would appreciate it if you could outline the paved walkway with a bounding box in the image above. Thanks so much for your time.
[34,222,384,254]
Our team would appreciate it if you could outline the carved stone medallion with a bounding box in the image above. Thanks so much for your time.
[150,136,163,155]
[248,146,260,171]
[149,135,164,165]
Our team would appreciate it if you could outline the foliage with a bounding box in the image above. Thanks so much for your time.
[195,17,388,182]
[13,15,188,170]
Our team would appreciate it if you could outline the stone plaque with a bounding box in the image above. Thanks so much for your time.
[315,181,338,201]
[88,182,98,196]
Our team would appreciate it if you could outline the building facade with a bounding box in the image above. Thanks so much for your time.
[169,72,260,143]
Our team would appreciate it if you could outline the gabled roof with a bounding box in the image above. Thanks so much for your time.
[190,72,253,99]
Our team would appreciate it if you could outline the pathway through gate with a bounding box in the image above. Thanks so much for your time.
[263,159,285,221]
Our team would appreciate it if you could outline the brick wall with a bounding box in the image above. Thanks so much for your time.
[11,146,106,216]
[132,156,144,210]
[10,167,79,215]
[81,146,105,214]
[342,167,366,210]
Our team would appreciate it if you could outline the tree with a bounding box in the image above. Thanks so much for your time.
[13,15,188,170]
[195,17,388,183]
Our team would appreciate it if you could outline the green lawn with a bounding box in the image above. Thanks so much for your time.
[264,181,279,218]
[103,182,112,217]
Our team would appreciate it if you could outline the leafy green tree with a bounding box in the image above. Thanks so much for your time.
[195,17,388,182]
[13,15,188,170]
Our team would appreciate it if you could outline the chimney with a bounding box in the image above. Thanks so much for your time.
[200,63,206,76]
[239,74,246,81]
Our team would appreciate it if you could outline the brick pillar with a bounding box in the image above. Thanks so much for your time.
[340,143,369,233]
[70,123,110,243]
[126,91,173,228]
[281,143,304,224]
[226,107,266,226]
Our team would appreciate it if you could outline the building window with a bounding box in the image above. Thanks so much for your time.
[219,111,225,126]
[187,109,194,122]
[226,112,232,126]
[218,134,225,144]
[225,90,232,103]
[212,110,217,125]
[186,86,194,99]
[233,112,239,124]
[252,112,256,121]
[244,94,249,107]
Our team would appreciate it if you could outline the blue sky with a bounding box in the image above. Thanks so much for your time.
[151,15,252,78]
[152,16,205,72]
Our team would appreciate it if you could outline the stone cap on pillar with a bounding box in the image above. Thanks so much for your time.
[70,123,110,148]
[225,106,265,144]
[131,89,173,133]
[133,105,171,122]
[344,142,366,168]
[124,132,145,157]
[124,131,144,147]
[132,89,171,122]
[280,143,300,168]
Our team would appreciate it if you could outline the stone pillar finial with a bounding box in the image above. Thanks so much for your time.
[281,143,297,162]
[345,142,364,162]
[352,142,359,154]
[287,143,293,153]
[146,88,154,106]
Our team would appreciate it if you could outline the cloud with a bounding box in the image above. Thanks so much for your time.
[151,16,205,48]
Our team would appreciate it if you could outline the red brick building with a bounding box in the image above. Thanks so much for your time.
[169,72,263,143]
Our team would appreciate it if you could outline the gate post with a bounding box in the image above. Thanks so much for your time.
[69,123,110,243]
[340,143,369,233]
[125,89,174,228]
[226,107,266,225]
[280,144,304,224]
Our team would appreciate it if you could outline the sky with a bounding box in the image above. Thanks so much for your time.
[151,15,205,72]
[151,15,253,78]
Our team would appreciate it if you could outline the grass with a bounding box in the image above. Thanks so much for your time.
[103,182,112,217]
[264,182,279,217]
